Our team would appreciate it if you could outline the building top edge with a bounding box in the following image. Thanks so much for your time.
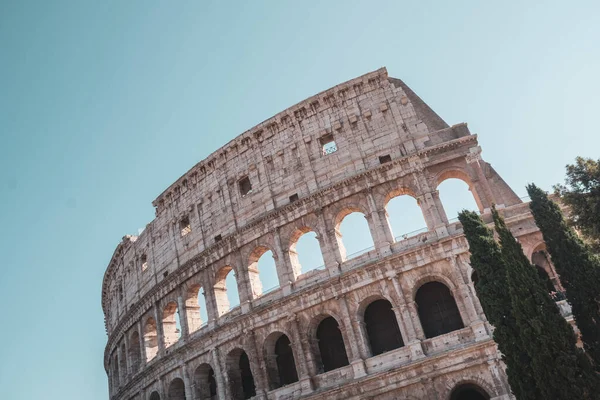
[150,67,388,207]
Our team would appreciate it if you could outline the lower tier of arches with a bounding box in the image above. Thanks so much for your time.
[120,340,510,400]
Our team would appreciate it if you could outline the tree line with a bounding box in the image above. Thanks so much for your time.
[458,157,600,400]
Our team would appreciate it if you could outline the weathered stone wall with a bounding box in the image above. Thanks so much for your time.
[101,68,548,400]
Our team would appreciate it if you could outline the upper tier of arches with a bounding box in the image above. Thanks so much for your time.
[103,66,524,328]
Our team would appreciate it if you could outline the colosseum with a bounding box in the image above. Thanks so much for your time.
[102,67,566,400]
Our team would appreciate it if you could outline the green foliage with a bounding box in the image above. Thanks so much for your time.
[492,208,600,399]
[459,210,540,400]
[554,157,600,251]
[528,183,600,369]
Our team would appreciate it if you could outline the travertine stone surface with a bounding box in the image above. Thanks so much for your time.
[102,68,550,400]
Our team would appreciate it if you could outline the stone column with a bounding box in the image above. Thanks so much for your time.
[466,147,495,210]
[233,251,254,313]
[211,348,227,400]
[246,330,269,398]
[365,189,393,256]
[316,208,343,275]
[182,363,193,400]
[289,315,315,394]
[153,302,166,356]
[338,295,367,377]
[138,319,147,367]
[385,274,425,359]
[123,333,131,379]
[272,228,295,294]
[202,269,219,328]
[177,294,189,340]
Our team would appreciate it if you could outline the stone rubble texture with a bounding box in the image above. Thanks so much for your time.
[101,67,567,400]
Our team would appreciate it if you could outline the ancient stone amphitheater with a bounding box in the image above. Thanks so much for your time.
[102,68,563,400]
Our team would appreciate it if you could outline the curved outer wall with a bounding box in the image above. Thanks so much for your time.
[102,68,557,400]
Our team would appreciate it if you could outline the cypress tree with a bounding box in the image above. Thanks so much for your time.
[527,183,600,368]
[459,210,540,400]
[492,208,600,400]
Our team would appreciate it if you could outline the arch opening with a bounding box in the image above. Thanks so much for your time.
[129,331,142,373]
[149,391,161,400]
[144,317,158,361]
[316,316,349,373]
[228,349,256,400]
[249,247,279,296]
[450,383,491,400]
[289,229,325,278]
[162,302,181,348]
[532,250,557,293]
[437,177,482,221]
[337,211,375,261]
[415,281,464,338]
[194,363,217,400]
[168,377,186,400]
[385,193,427,241]
[214,266,240,316]
[186,284,208,333]
[264,332,299,389]
[364,299,405,356]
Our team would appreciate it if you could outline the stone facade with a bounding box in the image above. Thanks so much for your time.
[101,68,563,400]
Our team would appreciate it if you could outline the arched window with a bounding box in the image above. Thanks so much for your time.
[162,302,181,348]
[149,391,161,400]
[194,363,217,400]
[249,247,279,296]
[385,193,427,241]
[168,378,186,400]
[144,317,158,361]
[532,250,556,292]
[265,333,299,389]
[228,349,256,400]
[437,177,481,221]
[129,331,142,373]
[415,281,464,338]
[214,266,240,316]
[185,284,208,333]
[289,230,325,277]
[316,316,349,372]
[450,383,491,400]
[337,211,375,260]
[364,299,404,356]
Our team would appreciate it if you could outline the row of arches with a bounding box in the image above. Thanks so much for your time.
[145,371,490,400]
[114,279,468,395]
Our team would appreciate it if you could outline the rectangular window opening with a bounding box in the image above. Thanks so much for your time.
[141,254,148,272]
[289,193,299,203]
[214,234,222,243]
[379,154,392,164]
[319,133,337,156]
[180,216,191,236]
[239,176,253,196]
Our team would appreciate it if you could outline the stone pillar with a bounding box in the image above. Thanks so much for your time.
[466,147,495,210]
[233,252,254,313]
[202,269,219,328]
[272,228,295,294]
[153,302,166,356]
[246,330,269,398]
[365,189,393,256]
[177,294,189,340]
[316,208,343,275]
[123,334,131,379]
[289,315,315,394]
[211,348,227,400]
[338,295,367,377]
[182,364,193,400]
[138,319,147,367]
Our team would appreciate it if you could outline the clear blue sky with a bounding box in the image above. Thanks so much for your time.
[1,1,599,399]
